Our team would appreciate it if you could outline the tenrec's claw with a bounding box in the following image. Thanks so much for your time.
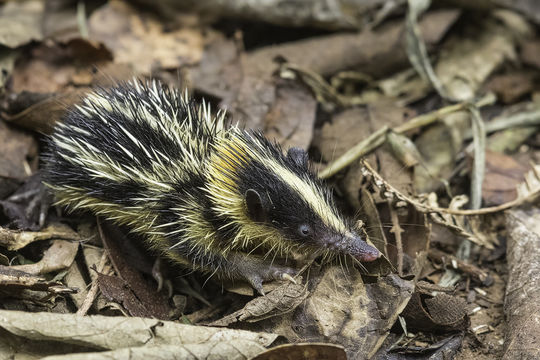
[249,277,264,296]
[281,273,297,284]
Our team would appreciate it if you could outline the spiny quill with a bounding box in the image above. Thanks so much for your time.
[44,79,380,294]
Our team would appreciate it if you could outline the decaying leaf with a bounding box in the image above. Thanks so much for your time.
[210,281,308,326]
[504,208,540,359]
[97,272,168,320]
[64,246,104,310]
[366,159,540,216]
[264,269,414,359]
[314,107,376,164]
[0,121,38,180]
[264,80,316,150]
[0,265,77,294]
[39,341,266,360]
[423,193,495,248]
[402,290,469,332]
[485,72,535,104]
[0,310,277,358]
[0,223,79,251]
[386,335,463,359]
[482,150,529,206]
[0,48,17,89]
[520,39,540,69]
[386,130,423,168]
[211,9,459,129]
[88,0,205,75]
[159,0,403,31]
[97,221,171,320]
[413,110,469,194]
[9,240,79,275]
[435,14,522,101]
[0,0,44,48]
[1,266,45,287]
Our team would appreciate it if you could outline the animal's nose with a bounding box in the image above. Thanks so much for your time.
[347,236,380,262]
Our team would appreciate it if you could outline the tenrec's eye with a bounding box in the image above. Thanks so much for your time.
[299,224,311,237]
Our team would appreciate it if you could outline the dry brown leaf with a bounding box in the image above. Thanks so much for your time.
[12,51,77,94]
[0,310,278,351]
[0,265,46,287]
[155,0,400,31]
[0,265,76,294]
[97,221,171,320]
[0,121,38,180]
[88,0,204,75]
[210,281,308,326]
[520,39,540,69]
[264,81,316,150]
[266,269,414,359]
[368,103,417,196]
[0,223,79,251]
[485,72,535,104]
[10,240,79,275]
[314,107,373,164]
[97,272,165,320]
[0,0,44,48]
[313,107,378,209]
[435,14,523,101]
[482,150,529,206]
[401,291,469,332]
[413,111,469,193]
[0,48,17,88]
[40,341,266,360]
[188,33,242,100]
[42,0,80,43]
[504,208,540,359]
[64,247,104,309]
[203,10,458,129]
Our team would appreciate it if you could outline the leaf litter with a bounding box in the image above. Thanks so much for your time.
[0,0,540,359]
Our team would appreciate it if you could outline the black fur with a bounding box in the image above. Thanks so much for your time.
[44,80,380,289]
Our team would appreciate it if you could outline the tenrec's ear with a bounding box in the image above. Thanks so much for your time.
[245,189,267,223]
[287,147,308,169]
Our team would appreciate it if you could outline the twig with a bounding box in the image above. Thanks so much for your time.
[468,105,486,210]
[319,93,495,179]
[319,126,388,179]
[362,160,538,216]
[463,107,540,140]
[393,93,495,133]
[76,250,109,316]
[428,248,490,284]
[77,1,88,39]
[388,201,404,276]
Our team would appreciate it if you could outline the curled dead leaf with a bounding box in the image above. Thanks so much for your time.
[0,223,79,251]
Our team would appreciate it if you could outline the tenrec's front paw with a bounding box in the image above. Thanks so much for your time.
[238,262,297,295]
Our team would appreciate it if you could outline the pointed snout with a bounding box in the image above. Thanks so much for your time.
[354,244,381,262]
[343,235,380,262]
[323,233,381,262]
